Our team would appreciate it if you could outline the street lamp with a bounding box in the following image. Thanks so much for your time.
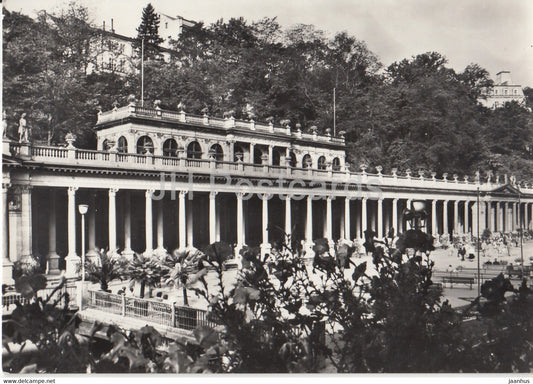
[402,200,428,231]
[78,204,88,309]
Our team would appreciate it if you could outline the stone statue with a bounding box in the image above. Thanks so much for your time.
[18,113,29,143]
[2,110,7,138]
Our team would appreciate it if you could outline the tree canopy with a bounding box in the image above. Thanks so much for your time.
[3,3,532,181]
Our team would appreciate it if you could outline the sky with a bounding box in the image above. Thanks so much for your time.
[5,0,533,87]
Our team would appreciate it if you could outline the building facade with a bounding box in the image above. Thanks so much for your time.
[479,71,526,109]
[3,103,533,283]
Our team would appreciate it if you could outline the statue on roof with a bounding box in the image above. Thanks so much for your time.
[18,113,29,143]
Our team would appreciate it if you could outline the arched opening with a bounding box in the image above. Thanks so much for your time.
[163,138,178,157]
[102,139,112,151]
[117,136,128,153]
[302,154,312,168]
[210,144,224,161]
[187,141,202,159]
[272,150,281,166]
[317,156,326,170]
[136,136,154,154]
[288,151,296,167]
[332,157,341,171]
[234,144,244,162]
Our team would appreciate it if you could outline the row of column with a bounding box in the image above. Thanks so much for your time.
[6,184,533,278]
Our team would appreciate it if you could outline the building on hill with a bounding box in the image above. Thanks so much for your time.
[159,14,197,49]
[479,71,526,109]
[2,103,533,283]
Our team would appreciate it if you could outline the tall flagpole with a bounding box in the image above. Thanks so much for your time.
[141,38,144,107]
[333,88,336,137]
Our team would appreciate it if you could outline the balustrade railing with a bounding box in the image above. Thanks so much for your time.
[9,142,530,194]
[86,290,218,332]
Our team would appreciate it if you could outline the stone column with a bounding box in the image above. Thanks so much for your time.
[261,196,270,255]
[20,185,33,263]
[46,189,60,274]
[237,192,245,250]
[488,202,494,232]
[2,183,13,284]
[325,196,333,241]
[472,202,479,238]
[268,145,273,166]
[306,195,313,243]
[108,188,118,255]
[65,186,80,277]
[406,199,412,230]
[122,190,133,259]
[377,198,383,239]
[391,198,398,236]
[464,201,470,235]
[452,200,459,235]
[154,198,166,256]
[187,198,193,247]
[431,200,438,236]
[303,195,314,255]
[498,202,504,232]
[511,202,516,231]
[361,197,367,235]
[344,197,351,240]
[87,192,97,259]
[525,202,530,230]
[209,192,217,244]
[144,189,153,255]
[442,200,449,235]
[178,191,187,249]
[285,196,292,241]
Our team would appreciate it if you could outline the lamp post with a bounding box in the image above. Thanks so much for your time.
[476,188,481,296]
[78,204,88,310]
[402,200,428,231]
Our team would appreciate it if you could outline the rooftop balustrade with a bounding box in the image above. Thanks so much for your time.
[7,141,531,195]
[96,104,345,145]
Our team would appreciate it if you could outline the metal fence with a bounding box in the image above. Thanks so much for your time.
[2,284,77,309]
[86,290,218,331]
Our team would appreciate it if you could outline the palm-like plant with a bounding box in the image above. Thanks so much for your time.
[81,250,127,291]
[161,248,205,306]
[124,253,168,298]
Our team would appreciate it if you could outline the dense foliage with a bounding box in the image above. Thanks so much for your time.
[3,3,533,178]
[3,232,532,373]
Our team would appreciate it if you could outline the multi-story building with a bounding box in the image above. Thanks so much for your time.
[3,103,533,283]
[89,13,197,75]
[479,71,526,109]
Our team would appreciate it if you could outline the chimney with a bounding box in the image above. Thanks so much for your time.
[111,18,115,33]
[103,20,105,31]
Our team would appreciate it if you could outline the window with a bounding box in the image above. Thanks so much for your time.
[163,138,178,157]
[302,154,312,168]
[187,141,202,159]
[514,89,518,95]
[210,144,224,161]
[504,89,508,95]
[287,152,296,167]
[332,157,341,171]
[137,136,154,154]
[117,136,128,153]
[317,156,326,170]
[234,145,244,161]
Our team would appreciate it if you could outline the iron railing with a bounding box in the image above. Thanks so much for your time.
[86,290,218,331]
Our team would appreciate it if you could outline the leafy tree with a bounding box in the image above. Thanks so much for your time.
[134,3,163,60]
[80,250,127,291]
[123,253,167,298]
[160,248,207,306]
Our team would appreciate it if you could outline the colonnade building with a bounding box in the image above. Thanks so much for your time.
[3,103,533,281]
